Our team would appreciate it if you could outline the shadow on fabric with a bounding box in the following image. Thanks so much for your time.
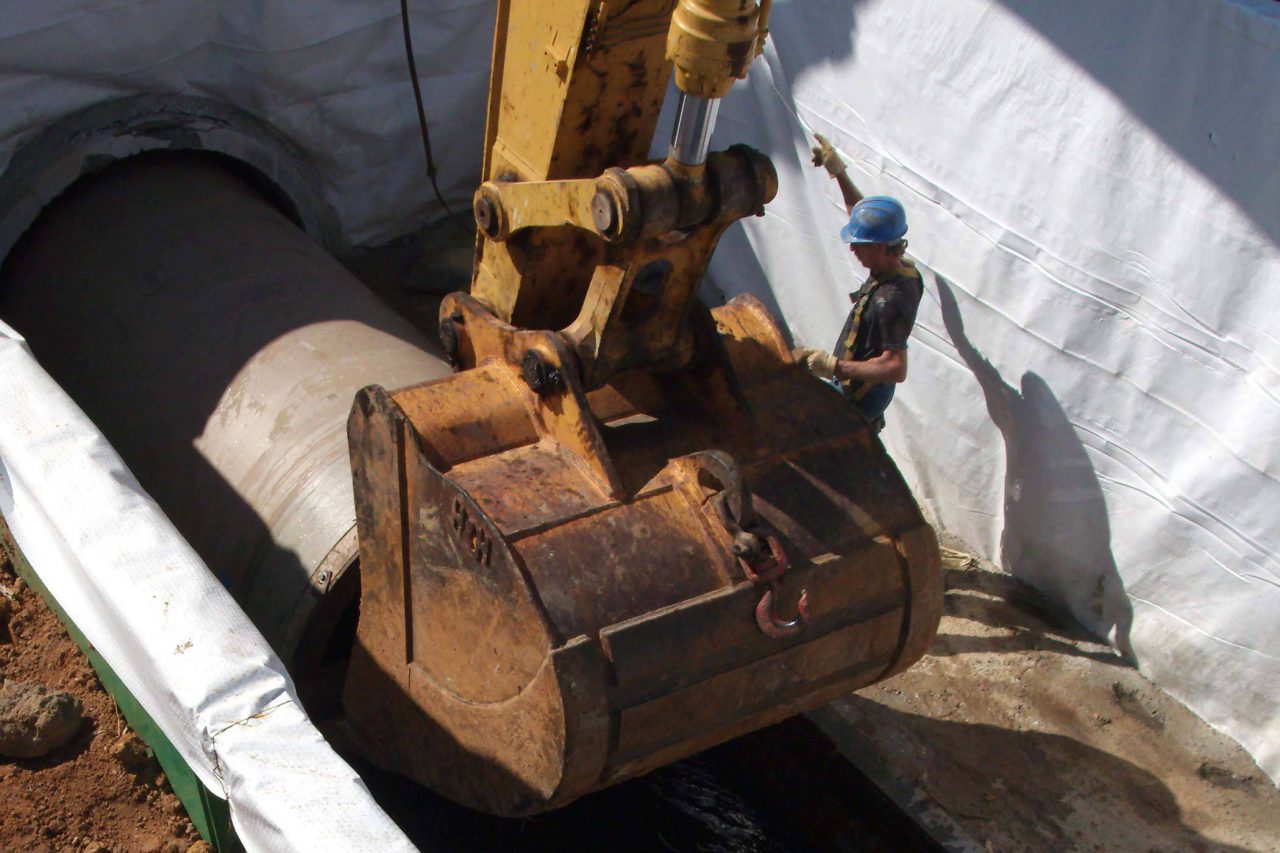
[934,275,1135,662]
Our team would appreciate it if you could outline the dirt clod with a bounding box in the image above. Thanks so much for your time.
[0,679,83,758]
[1198,761,1259,792]
[111,731,153,770]
[1111,681,1166,730]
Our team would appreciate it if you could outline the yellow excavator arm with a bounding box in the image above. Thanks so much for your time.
[344,0,942,816]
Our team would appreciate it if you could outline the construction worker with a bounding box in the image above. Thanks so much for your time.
[793,134,924,432]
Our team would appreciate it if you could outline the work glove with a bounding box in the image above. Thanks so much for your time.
[792,347,838,380]
[810,133,847,178]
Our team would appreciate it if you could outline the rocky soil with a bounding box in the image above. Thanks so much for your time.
[0,542,209,853]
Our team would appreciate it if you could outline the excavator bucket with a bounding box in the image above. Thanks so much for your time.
[343,294,942,816]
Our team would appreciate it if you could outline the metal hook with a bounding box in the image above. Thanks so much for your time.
[756,583,810,638]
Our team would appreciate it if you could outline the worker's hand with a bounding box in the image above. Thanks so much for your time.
[792,347,838,380]
[810,133,847,178]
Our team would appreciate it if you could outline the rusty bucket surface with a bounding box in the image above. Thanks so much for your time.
[345,294,942,816]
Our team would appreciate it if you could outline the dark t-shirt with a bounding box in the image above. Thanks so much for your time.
[832,260,924,413]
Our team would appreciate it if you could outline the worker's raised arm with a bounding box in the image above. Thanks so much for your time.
[811,133,863,214]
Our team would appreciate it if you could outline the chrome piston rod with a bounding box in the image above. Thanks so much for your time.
[668,93,721,167]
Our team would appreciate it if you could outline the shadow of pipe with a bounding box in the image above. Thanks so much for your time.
[829,696,1249,850]
[830,694,1253,852]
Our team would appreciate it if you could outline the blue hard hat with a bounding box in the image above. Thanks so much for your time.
[840,196,907,245]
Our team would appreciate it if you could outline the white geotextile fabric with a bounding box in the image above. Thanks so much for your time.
[701,0,1280,781]
[0,321,414,851]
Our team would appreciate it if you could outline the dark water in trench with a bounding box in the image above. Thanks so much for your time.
[349,716,940,852]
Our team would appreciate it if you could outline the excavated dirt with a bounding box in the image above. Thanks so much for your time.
[0,542,205,853]
[816,545,1280,852]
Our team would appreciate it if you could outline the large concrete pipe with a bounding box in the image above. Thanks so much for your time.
[0,151,452,704]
